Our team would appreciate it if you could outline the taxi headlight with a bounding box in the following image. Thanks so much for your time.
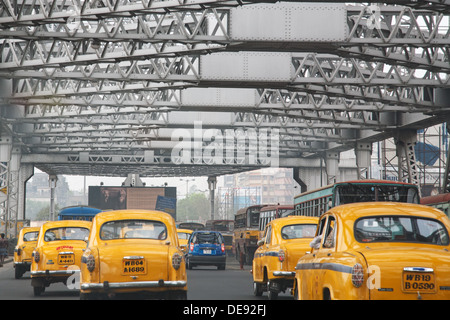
[172,252,182,270]
[86,254,95,272]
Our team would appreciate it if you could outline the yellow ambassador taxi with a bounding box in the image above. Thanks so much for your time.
[177,228,193,254]
[14,227,40,279]
[31,220,91,296]
[252,216,318,300]
[80,210,187,300]
[294,202,450,300]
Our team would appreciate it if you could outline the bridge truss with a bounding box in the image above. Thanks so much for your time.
[0,0,450,234]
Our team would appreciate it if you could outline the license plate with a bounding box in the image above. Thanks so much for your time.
[122,258,146,275]
[58,254,74,265]
[203,250,212,254]
[403,272,436,293]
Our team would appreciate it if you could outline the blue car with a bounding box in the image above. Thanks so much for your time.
[186,231,226,270]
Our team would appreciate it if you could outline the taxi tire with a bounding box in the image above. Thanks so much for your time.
[33,286,45,297]
[168,291,187,300]
[253,282,263,297]
[267,280,278,300]
[15,266,25,279]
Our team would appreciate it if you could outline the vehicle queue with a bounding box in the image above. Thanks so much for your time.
[10,179,450,300]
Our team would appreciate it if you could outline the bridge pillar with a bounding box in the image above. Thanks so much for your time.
[293,158,325,192]
[325,151,339,185]
[395,130,421,196]
[208,176,217,220]
[443,123,450,193]
[49,175,58,221]
[0,135,12,235]
[355,143,372,180]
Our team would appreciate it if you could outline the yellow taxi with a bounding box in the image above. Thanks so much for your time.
[14,227,40,279]
[80,210,187,300]
[177,228,193,254]
[252,216,318,299]
[294,202,450,300]
[31,220,91,296]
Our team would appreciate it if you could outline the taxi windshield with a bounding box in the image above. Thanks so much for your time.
[354,216,449,245]
[100,219,167,240]
[44,227,89,242]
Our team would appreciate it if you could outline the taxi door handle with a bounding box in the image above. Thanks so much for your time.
[327,253,332,257]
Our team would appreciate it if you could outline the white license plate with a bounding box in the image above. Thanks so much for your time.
[203,250,212,254]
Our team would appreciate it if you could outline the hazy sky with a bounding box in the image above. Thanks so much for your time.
[63,174,211,198]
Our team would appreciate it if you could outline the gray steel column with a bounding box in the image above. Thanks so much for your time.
[325,151,339,185]
[355,143,372,180]
[208,176,217,221]
[49,175,58,221]
[395,130,421,196]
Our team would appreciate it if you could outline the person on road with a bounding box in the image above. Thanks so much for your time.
[0,233,8,267]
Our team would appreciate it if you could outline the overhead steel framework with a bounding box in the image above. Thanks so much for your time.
[0,0,450,233]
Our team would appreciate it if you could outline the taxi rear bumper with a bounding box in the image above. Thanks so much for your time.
[81,280,187,291]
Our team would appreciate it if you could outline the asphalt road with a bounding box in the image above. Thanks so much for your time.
[0,258,293,300]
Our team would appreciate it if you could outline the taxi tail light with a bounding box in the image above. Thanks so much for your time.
[17,248,21,256]
[86,254,95,272]
[278,250,285,262]
[351,263,364,288]
[172,252,182,270]
[34,251,40,263]
[221,243,225,253]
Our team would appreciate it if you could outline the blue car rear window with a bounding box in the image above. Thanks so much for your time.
[192,232,222,244]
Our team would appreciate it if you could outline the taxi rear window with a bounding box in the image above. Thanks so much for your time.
[281,224,316,239]
[23,231,39,242]
[191,232,223,244]
[44,227,89,242]
[100,219,167,240]
[354,215,449,245]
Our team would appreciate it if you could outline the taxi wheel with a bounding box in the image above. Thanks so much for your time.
[168,291,187,300]
[33,286,45,297]
[253,282,263,297]
[267,281,278,300]
[186,258,193,270]
[14,266,24,279]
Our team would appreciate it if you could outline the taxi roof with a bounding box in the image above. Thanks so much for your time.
[328,202,448,221]
[270,215,319,225]
[41,220,92,230]
[177,228,193,233]
[92,209,175,225]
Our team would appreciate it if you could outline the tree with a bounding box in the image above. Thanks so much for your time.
[177,193,210,222]
[36,204,60,221]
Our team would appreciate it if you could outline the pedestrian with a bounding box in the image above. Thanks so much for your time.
[239,250,245,270]
[0,233,8,267]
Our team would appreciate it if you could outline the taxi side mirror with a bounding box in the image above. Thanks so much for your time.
[257,239,265,247]
[309,235,322,250]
